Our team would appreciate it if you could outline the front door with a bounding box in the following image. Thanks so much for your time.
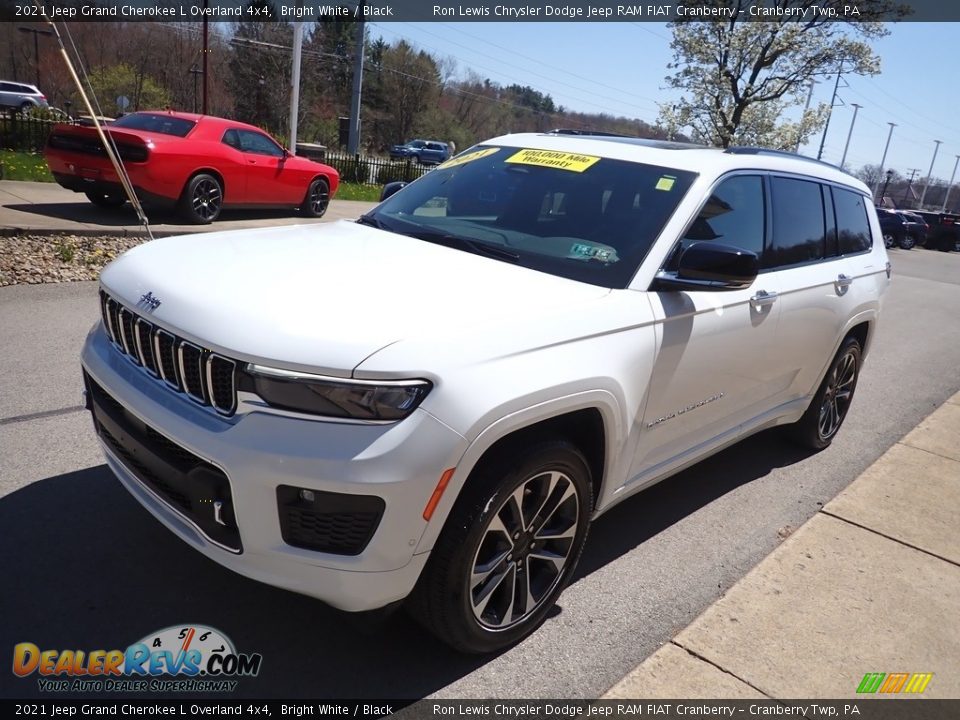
[629,173,782,485]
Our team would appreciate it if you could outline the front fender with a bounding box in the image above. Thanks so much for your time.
[413,388,625,556]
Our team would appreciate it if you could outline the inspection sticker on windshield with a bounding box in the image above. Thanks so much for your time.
[437,147,500,170]
[506,149,601,173]
[655,175,677,191]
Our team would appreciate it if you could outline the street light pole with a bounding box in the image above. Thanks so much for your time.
[880,170,893,205]
[17,26,54,89]
[942,155,960,213]
[839,103,861,170]
[918,140,942,209]
[874,122,896,199]
[817,60,844,161]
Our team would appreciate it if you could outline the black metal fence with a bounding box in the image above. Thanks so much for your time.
[0,114,58,153]
[321,150,434,186]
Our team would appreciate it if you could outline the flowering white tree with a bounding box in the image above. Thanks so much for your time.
[660,0,906,149]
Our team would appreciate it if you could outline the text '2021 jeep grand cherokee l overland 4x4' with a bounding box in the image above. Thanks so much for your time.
[82,135,889,653]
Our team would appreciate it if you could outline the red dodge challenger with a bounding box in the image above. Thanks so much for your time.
[44,111,340,224]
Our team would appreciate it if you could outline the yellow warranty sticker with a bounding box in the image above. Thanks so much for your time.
[437,147,501,170]
[505,149,601,173]
[655,175,676,191]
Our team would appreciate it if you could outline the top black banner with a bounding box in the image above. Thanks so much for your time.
[3,0,960,23]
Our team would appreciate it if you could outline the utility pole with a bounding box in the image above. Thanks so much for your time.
[918,140,942,209]
[347,1,365,156]
[289,17,305,154]
[794,79,817,153]
[189,65,203,113]
[874,122,896,198]
[202,0,209,115]
[839,103,861,170]
[817,60,844,161]
[941,155,960,213]
[902,169,920,206]
[17,26,54,89]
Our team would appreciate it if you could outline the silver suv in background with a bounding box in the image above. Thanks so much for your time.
[0,81,48,113]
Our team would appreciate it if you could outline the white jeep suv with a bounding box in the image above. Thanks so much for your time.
[82,134,889,652]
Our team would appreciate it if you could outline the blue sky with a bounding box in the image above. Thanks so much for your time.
[369,21,960,183]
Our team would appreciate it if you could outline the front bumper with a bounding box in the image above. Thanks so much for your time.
[81,323,466,611]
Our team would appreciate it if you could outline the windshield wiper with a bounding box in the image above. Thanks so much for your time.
[407,230,520,263]
[356,213,386,230]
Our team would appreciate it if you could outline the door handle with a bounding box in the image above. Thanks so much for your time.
[247,159,257,164]
[835,274,853,295]
[751,289,778,307]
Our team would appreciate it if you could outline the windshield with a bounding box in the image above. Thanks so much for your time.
[111,113,196,138]
[368,145,696,288]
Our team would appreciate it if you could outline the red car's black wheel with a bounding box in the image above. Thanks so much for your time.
[301,177,330,218]
[180,173,222,224]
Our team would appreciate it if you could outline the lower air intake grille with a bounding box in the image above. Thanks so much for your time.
[276,485,385,556]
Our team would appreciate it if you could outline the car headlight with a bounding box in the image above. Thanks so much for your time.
[242,364,431,422]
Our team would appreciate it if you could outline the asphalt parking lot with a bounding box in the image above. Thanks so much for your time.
[1,246,959,700]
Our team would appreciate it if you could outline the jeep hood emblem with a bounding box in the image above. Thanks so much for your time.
[138,292,162,310]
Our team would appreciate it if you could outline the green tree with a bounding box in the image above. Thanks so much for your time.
[660,0,907,149]
[87,63,170,113]
[227,1,292,134]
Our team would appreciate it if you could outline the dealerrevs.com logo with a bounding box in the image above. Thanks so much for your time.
[12,625,262,693]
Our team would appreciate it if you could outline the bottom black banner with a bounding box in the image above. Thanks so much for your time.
[2,700,958,720]
[0,698,960,720]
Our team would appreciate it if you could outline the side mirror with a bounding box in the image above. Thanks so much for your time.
[380,181,407,202]
[658,242,759,291]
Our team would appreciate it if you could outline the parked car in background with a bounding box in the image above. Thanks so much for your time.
[875,207,927,249]
[389,139,450,165]
[913,210,960,251]
[44,110,339,223]
[0,80,48,113]
[82,133,888,653]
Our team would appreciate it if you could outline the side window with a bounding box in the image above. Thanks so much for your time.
[238,130,283,157]
[221,129,241,150]
[833,188,873,255]
[766,177,826,269]
[667,174,765,270]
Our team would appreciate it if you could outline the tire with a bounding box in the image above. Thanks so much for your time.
[788,336,862,451]
[179,173,222,224]
[18,102,32,115]
[882,233,896,250]
[899,233,916,250]
[85,190,126,209]
[300,177,329,218]
[407,440,593,653]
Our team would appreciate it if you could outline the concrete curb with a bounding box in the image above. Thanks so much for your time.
[603,391,960,699]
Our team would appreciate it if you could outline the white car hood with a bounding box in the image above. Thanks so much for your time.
[101,220,611,375]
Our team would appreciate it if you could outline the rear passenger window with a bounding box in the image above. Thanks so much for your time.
[833,188,872,254]
[767,177,826,268]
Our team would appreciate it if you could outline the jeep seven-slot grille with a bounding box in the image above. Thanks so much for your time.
[99,289,237,415]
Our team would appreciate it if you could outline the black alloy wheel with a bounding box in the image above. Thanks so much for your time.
[180,173,222,224]
[301,177,330,218]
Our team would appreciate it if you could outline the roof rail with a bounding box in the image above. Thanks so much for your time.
[547,128,634,138]
[725,146,842,171]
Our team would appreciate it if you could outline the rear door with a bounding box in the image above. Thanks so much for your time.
[760,177,867,410]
